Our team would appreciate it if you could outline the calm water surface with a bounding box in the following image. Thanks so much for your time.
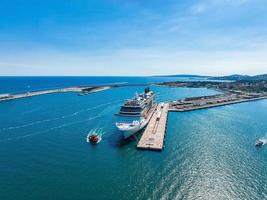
[0,77,266,200]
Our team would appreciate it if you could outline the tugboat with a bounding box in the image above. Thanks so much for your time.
[86,129,102,144]
[255,139,264,147]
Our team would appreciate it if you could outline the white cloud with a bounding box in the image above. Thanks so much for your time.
[0,47,266,76]
[191,4,207,14]
[191,0,250,15]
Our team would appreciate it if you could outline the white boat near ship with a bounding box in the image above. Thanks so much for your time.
[115,87,156,138]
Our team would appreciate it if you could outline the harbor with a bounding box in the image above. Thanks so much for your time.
[137,103,169,151]
[2,83,267,152]
[136,91,267,151]
[1,77,267,200]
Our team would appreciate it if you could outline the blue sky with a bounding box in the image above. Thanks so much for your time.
[0,0,267,76]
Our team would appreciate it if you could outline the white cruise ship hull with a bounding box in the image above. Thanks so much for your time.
[116,104,156,138]
[116,118,149,138]
[115,89,156,139]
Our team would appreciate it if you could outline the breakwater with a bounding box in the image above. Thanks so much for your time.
[0,86,111,102]
[0,82,154,102]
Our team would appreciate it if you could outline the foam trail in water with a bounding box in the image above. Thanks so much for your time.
[258,133,267,145]
[1,117,61,131]
[21,107,41,115]
[0,115,101,142]
[0,100,121,132]
[260,137,267,145]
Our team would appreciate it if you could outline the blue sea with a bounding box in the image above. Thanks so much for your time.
[0,77,266,200]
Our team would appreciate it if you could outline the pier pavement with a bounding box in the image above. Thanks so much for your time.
[137,103,169,151]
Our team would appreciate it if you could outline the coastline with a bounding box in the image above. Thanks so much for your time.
[1,79,267,107]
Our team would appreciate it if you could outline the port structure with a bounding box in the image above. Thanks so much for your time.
[169,93,267,112]
[137,92,267,151]
[137,103,169,151]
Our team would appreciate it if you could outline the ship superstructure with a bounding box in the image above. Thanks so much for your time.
[115,88,156,138]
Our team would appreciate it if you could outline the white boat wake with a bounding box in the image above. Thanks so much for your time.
[86,128,104,144]
[1,100,121,132]
[0,115,101,142]
[259,137,267,145]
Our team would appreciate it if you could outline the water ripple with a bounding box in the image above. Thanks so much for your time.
[0,115,101,142]
[1,100,122,132]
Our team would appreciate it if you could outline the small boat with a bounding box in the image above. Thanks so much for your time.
[255,139,264,147]
[86,129,102,144]
[87,134,101,144]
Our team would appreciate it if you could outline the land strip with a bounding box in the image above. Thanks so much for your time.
[0,86,111,102]
[0,82,157,102]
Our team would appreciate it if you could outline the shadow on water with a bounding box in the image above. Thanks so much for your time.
[108,130,144,148]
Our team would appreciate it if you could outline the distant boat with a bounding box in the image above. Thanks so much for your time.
[86,129,102,144]
[255,139,264,147]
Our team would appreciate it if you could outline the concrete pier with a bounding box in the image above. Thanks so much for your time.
[137,103,169,151]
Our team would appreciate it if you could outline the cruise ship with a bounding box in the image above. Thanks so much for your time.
[115,88,156,138]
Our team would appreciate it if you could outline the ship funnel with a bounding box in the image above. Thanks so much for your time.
[145,87,150,93]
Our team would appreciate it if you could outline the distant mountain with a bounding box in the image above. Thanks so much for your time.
[209,74,267,81]
[154,73,267,81]
[251,74,267,80]
[209,74,250,81]
[153,74,210,78]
